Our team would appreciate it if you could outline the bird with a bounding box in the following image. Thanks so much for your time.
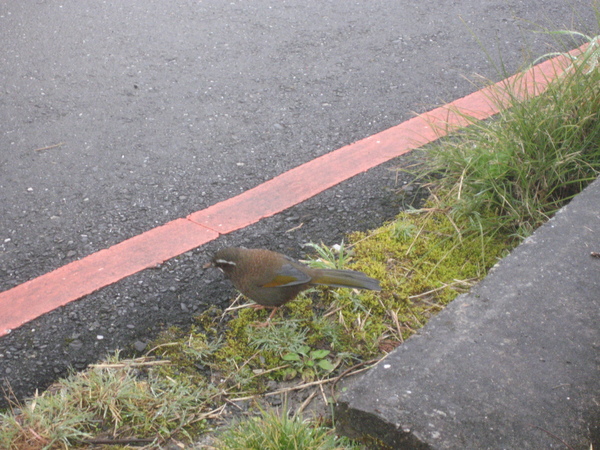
[211,247,381,324]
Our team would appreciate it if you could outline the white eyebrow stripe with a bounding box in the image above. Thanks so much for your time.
[215,259,236,266]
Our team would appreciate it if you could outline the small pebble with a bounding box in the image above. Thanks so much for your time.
[134,341,147,352]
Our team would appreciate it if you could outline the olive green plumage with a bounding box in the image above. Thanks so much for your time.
[212,247,381,308]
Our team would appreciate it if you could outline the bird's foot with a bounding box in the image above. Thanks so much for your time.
[249,304,268,310]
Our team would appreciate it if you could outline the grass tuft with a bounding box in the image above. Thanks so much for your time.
[0,353,214,449]
[215,407,358,450]
[419,42,600,238]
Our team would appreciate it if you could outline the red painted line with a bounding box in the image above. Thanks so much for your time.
[189,50,574,233]
[0,47,581,337]
[0,220,218,335]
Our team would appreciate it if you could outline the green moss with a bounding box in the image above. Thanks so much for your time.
[343,198,513,348]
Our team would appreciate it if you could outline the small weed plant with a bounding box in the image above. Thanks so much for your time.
[302,241,355,270]
[282,345,336,382]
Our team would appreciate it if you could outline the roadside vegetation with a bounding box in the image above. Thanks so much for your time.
[1,30,599,450]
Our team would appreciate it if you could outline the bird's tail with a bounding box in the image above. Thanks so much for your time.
[310,269,381,291]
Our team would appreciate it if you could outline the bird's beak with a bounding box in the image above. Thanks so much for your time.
[202,261,214,269]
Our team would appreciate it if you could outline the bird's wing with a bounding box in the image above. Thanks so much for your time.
[260,263,311,287]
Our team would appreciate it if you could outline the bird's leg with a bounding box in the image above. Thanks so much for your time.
[267,307,279,321]
[250,306,280,327]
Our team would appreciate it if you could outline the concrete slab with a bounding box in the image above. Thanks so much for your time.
[335,179,600,449]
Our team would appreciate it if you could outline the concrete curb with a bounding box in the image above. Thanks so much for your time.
[335,178,600,449]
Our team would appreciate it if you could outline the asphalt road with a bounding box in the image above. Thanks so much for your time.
[0,0,597,403]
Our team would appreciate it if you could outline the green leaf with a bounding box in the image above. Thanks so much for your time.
[317,359,335,372]
[298,345,311,355]
[282,353,301,362]
[310,349,330,359]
